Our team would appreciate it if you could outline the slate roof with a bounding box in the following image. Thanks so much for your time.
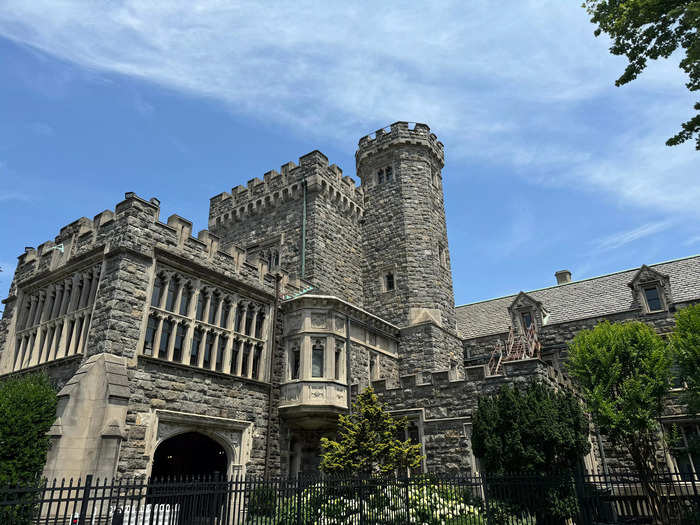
[455,254,700,339]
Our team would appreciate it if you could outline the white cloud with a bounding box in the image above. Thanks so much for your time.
[592,220,675,252]
[0,1,696,216]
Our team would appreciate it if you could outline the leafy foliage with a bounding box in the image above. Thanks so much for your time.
[0,373,57,524]
[471,381,590,524]
[567,321,672,472]
[671,303,700,413]
[0,373,58,485]
[319,387,423,476]
[471,381,591,474]
[584,0,700,149]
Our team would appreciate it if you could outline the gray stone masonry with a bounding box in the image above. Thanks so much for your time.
[209,151,364,305]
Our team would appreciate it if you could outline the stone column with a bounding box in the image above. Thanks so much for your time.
[50,283,64,320]
[202,289,212,325]
[210,332,220,370]
[174,279,185,316]
[59,279,72,316]
[166,319,179,362]
[159,272,173,310]
[78,273,91,310]
[152,316,165,357]
[55,318,71,359]
[235,339,244,376]
[87,266,100,305]
[25,295,38,330]
[68,273,82,313]
[76,314,90,354]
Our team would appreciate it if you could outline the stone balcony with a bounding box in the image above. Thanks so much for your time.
[279,380,348,429]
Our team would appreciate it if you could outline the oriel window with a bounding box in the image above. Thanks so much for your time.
[312,340,324,378]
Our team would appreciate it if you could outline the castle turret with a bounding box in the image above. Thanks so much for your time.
[357,122,456,331]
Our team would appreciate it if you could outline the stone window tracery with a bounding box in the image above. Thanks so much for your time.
[143,268,270,381]
[12,264,101,372]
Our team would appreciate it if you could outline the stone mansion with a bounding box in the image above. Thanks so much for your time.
[0,122,698,481]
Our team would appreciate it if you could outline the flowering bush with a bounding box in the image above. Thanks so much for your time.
[247,481,485,524]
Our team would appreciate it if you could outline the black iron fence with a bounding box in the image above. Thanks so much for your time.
[0,471,698,525]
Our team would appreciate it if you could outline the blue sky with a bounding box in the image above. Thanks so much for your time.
[0,1,698,308]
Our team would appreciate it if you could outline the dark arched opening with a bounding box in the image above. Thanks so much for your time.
[151,432,228,479]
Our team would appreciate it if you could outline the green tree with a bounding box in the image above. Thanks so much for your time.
[0,373,57,524]
[471,381,591,525]
[319,387,422,476]
[584,0,700,149]
[671,303,700,413]
[567,321,672,523]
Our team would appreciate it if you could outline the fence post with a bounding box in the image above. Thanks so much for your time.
[404,477,410,524]
[481,475,492,525]
[296,477,302,525]
[77,475,93,525]
[574,466,592,525]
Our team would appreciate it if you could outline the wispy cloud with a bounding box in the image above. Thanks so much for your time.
[0,1,696,217]
[27,121,54,136]
[592,220,675,252]
[684,235,700,247]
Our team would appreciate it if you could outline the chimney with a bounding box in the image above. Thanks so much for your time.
[555,270,572,285]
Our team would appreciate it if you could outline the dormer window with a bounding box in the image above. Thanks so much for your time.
[628,265,672,314]
[643,285,663,312]
[521,311,533,329]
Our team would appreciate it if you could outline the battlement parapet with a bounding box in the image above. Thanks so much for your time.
[356,121,444,168]
[372,358,572,396]
[11,193,291,296]
[209,151,364,228]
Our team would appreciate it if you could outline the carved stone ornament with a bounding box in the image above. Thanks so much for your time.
[311,312,327,329]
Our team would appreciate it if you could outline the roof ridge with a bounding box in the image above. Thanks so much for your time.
[455,253,700,310]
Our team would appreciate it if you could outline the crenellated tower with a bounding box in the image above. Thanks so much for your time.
[357,121,456,331]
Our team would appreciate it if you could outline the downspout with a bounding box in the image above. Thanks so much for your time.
[345,317,353,414]
[300,175,307,279]
[263,273,282,479]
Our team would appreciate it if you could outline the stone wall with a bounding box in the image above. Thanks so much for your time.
[374,359,572,474]
[209,151,364,305]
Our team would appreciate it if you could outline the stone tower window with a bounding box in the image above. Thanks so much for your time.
[173,325,186,362]
[312,339,325,378]
[335,340,344,380]
[179,285,192,316]
[190,328,203,364]
[384,272,395,292]
[151,276,164,307]
[165,276,178,311]
[195,292,206,321]
[385,166,393,182]
[289,341,301,380]
[377,169,384,185]
[144,315,158,355]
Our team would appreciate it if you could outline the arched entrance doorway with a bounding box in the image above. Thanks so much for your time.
[151,432,228,479]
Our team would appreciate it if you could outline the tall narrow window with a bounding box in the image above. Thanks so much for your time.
[208,294,219,325]
[158,320,173,358]
[245,307,255,336]
[66,320,75,353]
[234,304,244,332]
[202,332,215,368]
[644,286,663,312]
[143,316,158,355]
[251,345,262,380]
[377,169,384,185]
[385,166,392,182]
[385,273,395,292]
[190,329,203,364]
[173,325,186,362]
[255,312,265,339]
[521,311,533,329]
[290,342,300,380]
[273,251,280,267]
[165,277,178,311]
[216,337,227,372]
[220,301,231,328]
[242,342,252,377]
[231,340,241,374]
[179,286,192,316]
[196,292,206,321]
[334,341,343,380]
[151,276,163,307]
[370,352,379,380]
[312,339,325,378]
